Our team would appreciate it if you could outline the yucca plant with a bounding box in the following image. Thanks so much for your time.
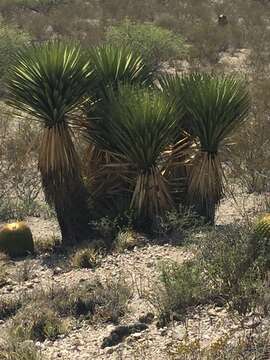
[6,41,94,245]
[84,85,182,225]
[160,73,250,223]
[88,45,154,98]
[83,45,155,213]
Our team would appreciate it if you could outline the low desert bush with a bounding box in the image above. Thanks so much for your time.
[228,76,270,194]
[10,304,68,342]
[0,22,30,87]
[0,337,41,360]
[198,225,269,314]
[0,107,49,221]
[149,260,207,326]
[152,224,270,323]
[169,329,270,360]
[0,255,8,287]
[34,235,61,254]
[13,259,34,283]
[88,278,131,323]
[228,117,270,194]
[155,205,205,244]
[72,248,100,269]
[91,210,135,244]
[105,19,186,68]
[0,296,22,320]
[45,277,131,324]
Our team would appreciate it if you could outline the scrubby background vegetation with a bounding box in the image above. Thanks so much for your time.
[0,1,269,359]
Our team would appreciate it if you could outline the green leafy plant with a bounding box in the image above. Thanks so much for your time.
[149,260,206,326]
[105,20,186,68]
[199,226,266,314]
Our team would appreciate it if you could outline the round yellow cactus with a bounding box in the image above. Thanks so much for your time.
[0,222,34,258]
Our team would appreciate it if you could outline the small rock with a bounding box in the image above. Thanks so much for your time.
[207,308,219,317]
[173,325,186,341]
[53,267,62,275]
[101,322,148,348]
[245,319,261,329]
[5,285,13,292]
[159,327,167,336]
[138,312,155,324]
[106,347,114,355]
[130,333,142,340]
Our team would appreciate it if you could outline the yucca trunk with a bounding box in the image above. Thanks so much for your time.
[187,151,224,224]
[131,166,174,226]
[39,123,90,245]
[162,134,195,206]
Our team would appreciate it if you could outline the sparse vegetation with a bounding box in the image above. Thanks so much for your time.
[151,223,270,325]
[10,304,68,341]
[0,296,22,320]
[169,329,270,360]
[0,337,42,360]
[149,260,206,326]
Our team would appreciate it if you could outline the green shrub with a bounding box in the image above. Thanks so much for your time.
[149,260,206,326]
[199,226,267,314]
[0,22,29,84]
[151,225,269,323]
[156,205,205,243]
[91,211,135,243]
[105,19,186,67]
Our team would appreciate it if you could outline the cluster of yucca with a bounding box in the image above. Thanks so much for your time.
[6,41,250,244]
